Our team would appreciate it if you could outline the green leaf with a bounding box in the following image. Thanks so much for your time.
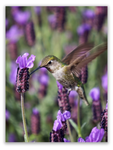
[69,119,78,133]
[81,122,87,130]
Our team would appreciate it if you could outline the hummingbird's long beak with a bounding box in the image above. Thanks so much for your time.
[29,66,41,76]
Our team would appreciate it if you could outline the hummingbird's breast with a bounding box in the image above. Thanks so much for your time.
[52,66,77,89]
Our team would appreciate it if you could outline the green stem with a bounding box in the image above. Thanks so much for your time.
[21,93,29,142]
[66,119,74,142]
[77,97,82,138]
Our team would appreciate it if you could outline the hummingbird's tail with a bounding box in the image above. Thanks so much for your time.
[75,85,89,105]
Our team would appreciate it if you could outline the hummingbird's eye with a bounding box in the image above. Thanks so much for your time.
[48,61,52,64]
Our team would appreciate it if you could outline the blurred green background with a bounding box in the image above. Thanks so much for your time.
[6,6,107,142]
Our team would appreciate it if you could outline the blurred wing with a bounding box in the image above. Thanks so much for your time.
[67,42,107,77]
[62,43,94,65]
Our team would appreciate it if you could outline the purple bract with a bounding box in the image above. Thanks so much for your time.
[78,127,104,142]
[56,81,63,90]
[101,72,107,92]
[16,53,36,69]
[6,25,23,43]
[13,10,30,25]
[89,87,100,101]
[77,23,91,35]
[83,9,95,19]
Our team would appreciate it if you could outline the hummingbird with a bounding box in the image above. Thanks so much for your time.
[30,42,107,105]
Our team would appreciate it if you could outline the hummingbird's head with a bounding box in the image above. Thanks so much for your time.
[40,55,63,73]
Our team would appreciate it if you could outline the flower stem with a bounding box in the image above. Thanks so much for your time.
[21,93,29,142]
[77,97,82,138]
[66,119,74,142]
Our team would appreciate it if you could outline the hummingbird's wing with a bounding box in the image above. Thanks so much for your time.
[67,42,107,77]
[62,43,94,65]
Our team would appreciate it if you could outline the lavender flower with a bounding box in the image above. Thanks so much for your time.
[53,110,71,131]
[32,108,39,115]
[34,6,42,14]
[77,23,91,36]
[89,87,100,101]
[78,127,104,142]
[101,72,107,92]
[6,25,23,43]
[16,53,36,69]
[9,61,17,85]
[39,75,49,86]
[83,9,95,19]
[57,110,71,122]
[48,14,57,24]
[16,53,35,93]
[13,10,30,25]
[6,110,10,121]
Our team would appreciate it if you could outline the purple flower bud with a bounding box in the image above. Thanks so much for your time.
[32,108,39,115]
[78,127,104,142]
[101,72,107,92]
[6,110,10,120]
[16,53,36,69]
[83,9,95,19]
[89,87,100,101]
[77,23,91,36]
[34,6,42,14]
[53,119,62,131]
[48,14,57,24]
[6,25,23,43]
[13,10,30,25]
[69,90,78,98]
[56,81,63,90]
[39,75,49,86]
[64,138,70,142]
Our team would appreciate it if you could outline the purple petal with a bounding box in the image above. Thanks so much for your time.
[87,127,104,142]
[16,53,35,69]
[89,87,100,101]
[78,137,85,142]
[83,9,95,19]
[6,110,10,120]
[63,111,71,120]
[32,108,39,115]
[53,119,62,131]
[26,54,36,68]
[13,11,30,24]
[21,53,29,68]
[69,90,78,98]
[6,25,23,42]
[56,81,63,90]
[39,75,49,86]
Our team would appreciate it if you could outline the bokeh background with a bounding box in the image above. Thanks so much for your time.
[5,6,107,142]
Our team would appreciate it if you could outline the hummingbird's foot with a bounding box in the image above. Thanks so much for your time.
[67,89,71,95]
[75,86,89,106]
